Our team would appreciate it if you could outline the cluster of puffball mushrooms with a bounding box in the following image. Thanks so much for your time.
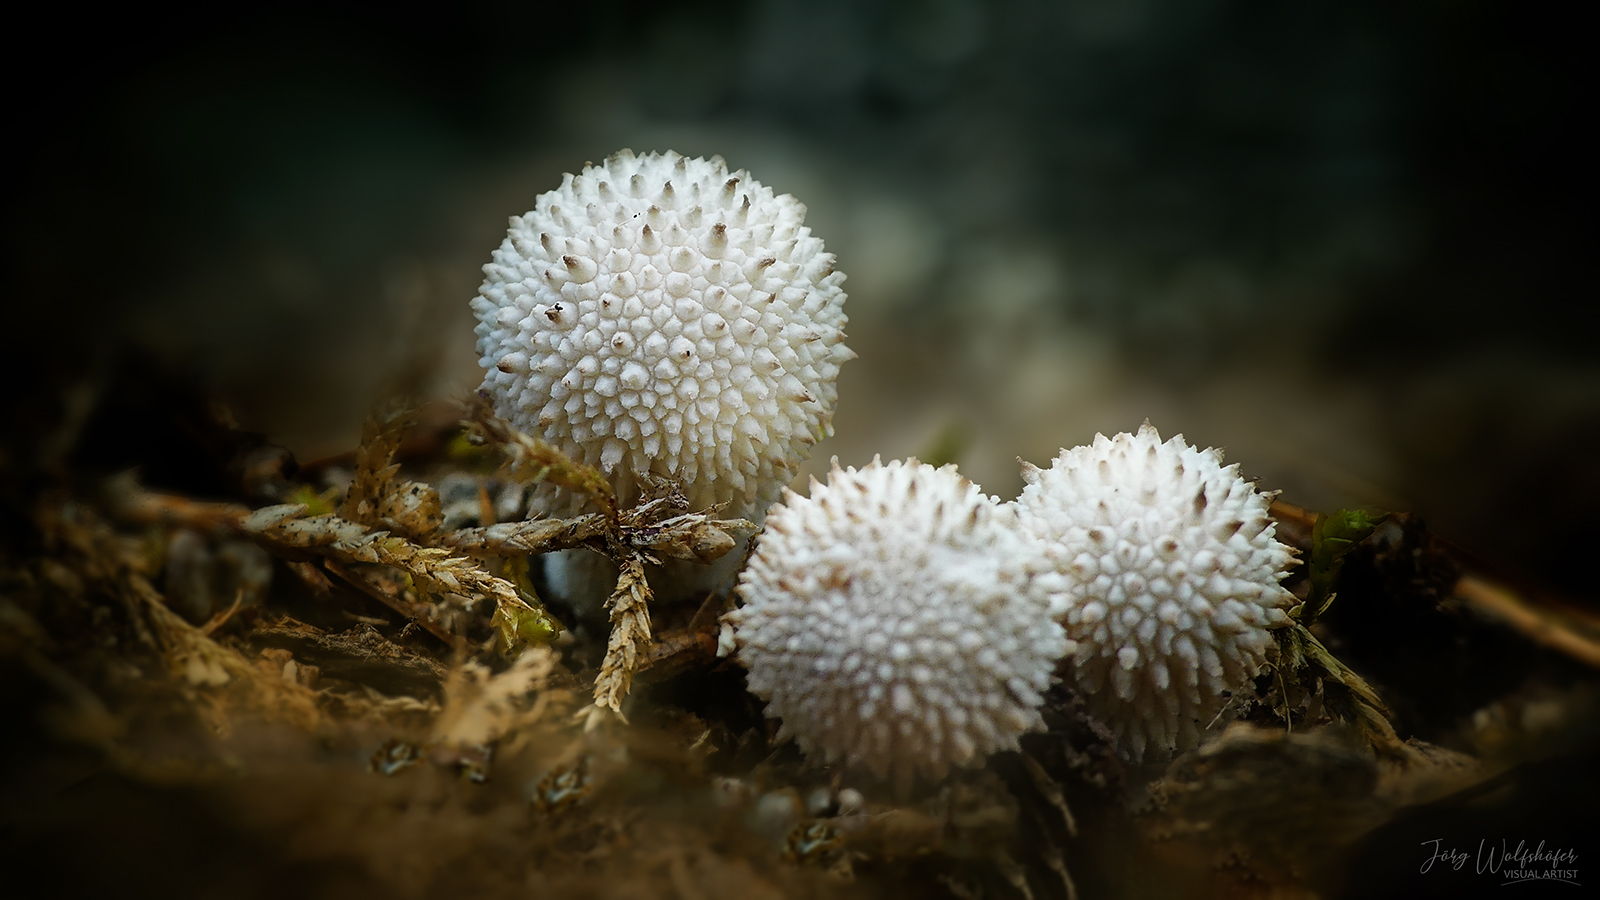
[472,150,1297,781]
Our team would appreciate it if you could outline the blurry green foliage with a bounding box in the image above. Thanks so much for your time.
[1298,508,1387,628]
[284,483,338,517]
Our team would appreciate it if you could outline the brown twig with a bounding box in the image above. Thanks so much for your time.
[284,560,337,598]
[241,504,557,644]
[464,394,617,519]
[439,514,611,557]
[198,591,244,637]
[105,480,250,534]
[1268,498,1317,550]
[1455,575,1600,669]
[322,559,455,645]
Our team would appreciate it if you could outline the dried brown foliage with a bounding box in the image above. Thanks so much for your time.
[461,399,753,713]
[242,502,558,642]
[1267,620,1406,757]
[464,392,618,518]
[6,388,1593,900]
[22,495,324,738]
[595,552,653,715]
[432,646,568,754]
[340,402,444,540]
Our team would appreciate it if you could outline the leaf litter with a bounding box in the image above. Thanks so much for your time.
[1,387,1596,900]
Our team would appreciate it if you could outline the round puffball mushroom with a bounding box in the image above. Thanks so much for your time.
[471,149,854,520]
[729,457,1070,780]
[1012,423,1296,763]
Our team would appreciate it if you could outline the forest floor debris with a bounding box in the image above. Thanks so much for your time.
[2,393,1595,899]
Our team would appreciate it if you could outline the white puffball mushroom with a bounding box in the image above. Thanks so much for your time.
[1012,422,1297,763]
[471,149,854,520]
[729,457,1070,780]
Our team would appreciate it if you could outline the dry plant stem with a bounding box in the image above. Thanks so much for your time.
[440,514,611,557]
[1020,751,1078,837]
[242,504,547,632]
[439,497,746,708]
[107,482,251,534]
[466,393,617,518]
[440,509,748,562]
[1273,621,1404,756]
[627,511,750,564]
[322,558,455,644]
[577,501,750,709]
[198,592,244,636]
[1456,575,1600,668]
[1267,498,1318,547]
[465,402,753,710]
[594,548,654,714]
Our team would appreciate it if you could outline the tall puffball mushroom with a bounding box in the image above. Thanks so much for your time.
[728,458,1070,781]
[1012,423,1296,763]
[472,149,853,520]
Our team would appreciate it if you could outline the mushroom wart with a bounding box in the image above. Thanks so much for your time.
[470,149,853,520]
[1013,423,1297,762]
[729,458,1069,780]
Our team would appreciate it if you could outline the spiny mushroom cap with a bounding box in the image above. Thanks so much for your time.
[730,457,1070,780]
[472,149,853,518]
[1013,423,1296,763]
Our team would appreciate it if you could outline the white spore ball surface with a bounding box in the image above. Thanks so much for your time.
[472,149,853,518]
[730,458,1069,779]
[1014,423,1296,762]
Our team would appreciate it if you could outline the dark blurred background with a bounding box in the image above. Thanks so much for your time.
[6,0,1594,595]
